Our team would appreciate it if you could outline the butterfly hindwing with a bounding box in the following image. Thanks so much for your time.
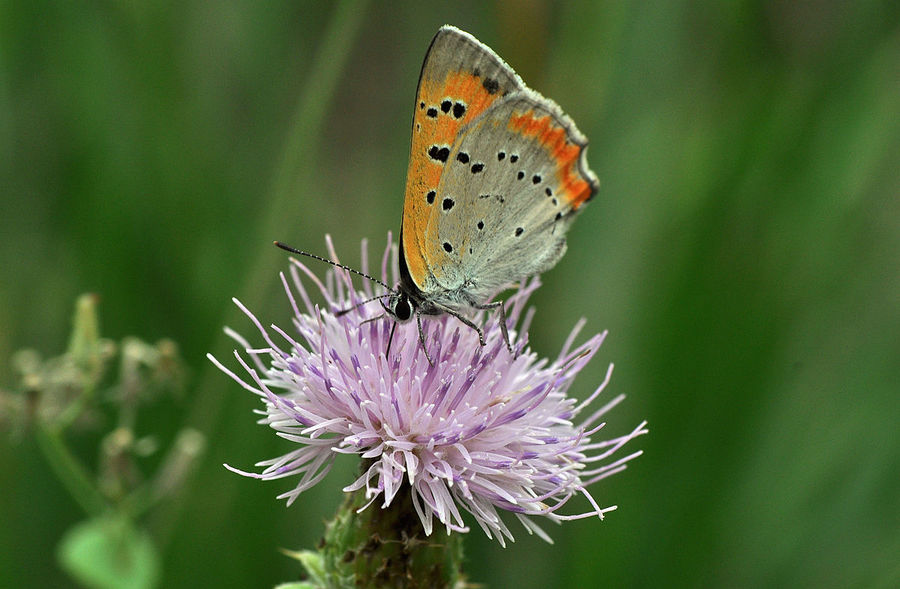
[425,93,598,300]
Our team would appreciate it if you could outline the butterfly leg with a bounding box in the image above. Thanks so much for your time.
[359,313,386,326]
[385,320,398,361]
[442,307,487,347]
[474,300,514,356]
[415,311,435,366]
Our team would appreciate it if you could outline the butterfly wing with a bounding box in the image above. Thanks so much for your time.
[401,25,525,294]
[427,92,599,302]
[402,26,599,307]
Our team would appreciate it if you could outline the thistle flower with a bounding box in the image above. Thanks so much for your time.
[209,234,647,546]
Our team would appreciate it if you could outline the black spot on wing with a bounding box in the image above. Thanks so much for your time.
[443,242,453,253]
[428,145,450,163]
[483,77,500,94]
[426,190,436,204]
[442,197,455,211]
[456,152,469,164]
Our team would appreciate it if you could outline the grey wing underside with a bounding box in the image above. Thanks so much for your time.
[422,26,525,102]
[427,93,597,303]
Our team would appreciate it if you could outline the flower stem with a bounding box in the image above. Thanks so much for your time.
[35,424,107,517]
[319,481,465,588]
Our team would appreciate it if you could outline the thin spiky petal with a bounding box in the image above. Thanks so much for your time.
[211,235,647,544]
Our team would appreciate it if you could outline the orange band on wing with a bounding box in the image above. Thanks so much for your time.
[508,111,593,210]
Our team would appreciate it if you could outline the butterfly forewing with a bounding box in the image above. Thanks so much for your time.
[402,26,525,293]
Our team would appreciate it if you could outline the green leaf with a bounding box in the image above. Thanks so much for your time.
[58,515,160,589]
[279,549,328,588]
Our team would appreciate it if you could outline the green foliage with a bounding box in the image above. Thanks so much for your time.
[2,294,193,587]
[58,515,160,589]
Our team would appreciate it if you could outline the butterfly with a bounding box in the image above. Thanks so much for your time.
[277,25,598,364]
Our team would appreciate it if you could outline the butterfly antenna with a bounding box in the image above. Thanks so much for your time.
[336,293,392,317]
[274,241,392,291]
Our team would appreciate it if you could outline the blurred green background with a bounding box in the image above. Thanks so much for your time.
[2,1,898,587]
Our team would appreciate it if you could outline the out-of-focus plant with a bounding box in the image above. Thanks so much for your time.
[1,294,203,589]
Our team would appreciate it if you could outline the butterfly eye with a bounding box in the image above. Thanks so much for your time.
[393,295,412,322]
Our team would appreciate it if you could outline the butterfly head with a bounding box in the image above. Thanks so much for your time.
[383,288,415,323]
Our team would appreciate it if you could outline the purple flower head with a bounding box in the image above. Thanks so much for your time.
[209,234,647,546]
